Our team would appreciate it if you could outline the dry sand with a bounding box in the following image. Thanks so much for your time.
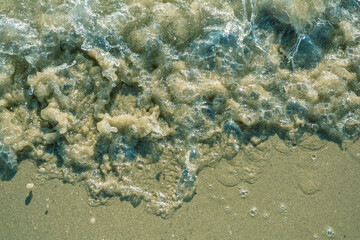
[1,135,359,240]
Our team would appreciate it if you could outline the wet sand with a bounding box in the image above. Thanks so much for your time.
[1,135,359,239]
[1,1,360,239]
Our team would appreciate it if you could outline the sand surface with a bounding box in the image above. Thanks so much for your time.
[1,135,359,240]
[1,2,359,238]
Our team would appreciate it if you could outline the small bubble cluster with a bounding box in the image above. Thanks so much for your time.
[326,227,335,238]
[250,207,257,217]
[239,187,249,198]
[280,203,288,213]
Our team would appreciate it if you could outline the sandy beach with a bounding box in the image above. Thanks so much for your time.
[1,1,359,239]
[1,135,359,239]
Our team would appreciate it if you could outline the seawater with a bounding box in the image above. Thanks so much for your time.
[0,0,359,218]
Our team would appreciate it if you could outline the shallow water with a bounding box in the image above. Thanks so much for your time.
[0,0,359,235]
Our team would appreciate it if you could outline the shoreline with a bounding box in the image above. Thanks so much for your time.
[1,135,359,239]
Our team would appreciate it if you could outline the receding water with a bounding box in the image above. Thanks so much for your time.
[0,1,359,237]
